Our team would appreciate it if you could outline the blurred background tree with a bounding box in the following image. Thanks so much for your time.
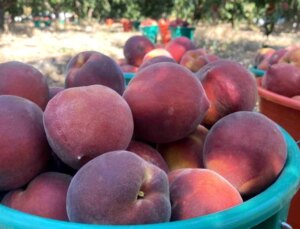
[1,0,299,33]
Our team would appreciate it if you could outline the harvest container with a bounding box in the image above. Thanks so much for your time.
[170,27,195,40]
[124,72,136,85]
[0,128,299,229]
[249,67,265,77]
[257,78,300,228]
[140,25,159,44]
[257,78,300,140]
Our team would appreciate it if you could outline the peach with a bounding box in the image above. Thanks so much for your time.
[48,151,77,176]
[123,62,209,143]
[127,140,168,173]
[279,47,300,68]
[262,63,300,97]
[269,48,288,65]
[203,111,287,197]
[166,36,196,62]
[0,95,51,191]
[0,61,49,110]
[1,172,72,221]
[67,150,171,224]
[123,35,155,67]
[65,51,125,95]
[180,49,219,72]
[168,168,243,221]
[48,86,64,101]
[138,56,177,71]
[254,48,275,70]
[44,85,134,169]
[195,59,257,127]
[292,95,300,102]
[142,48,173,63]
[120,64,139,73]
[157,125,208,171]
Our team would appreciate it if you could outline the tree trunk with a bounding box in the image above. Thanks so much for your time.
[0,8,4,31]
[87,7,94,20]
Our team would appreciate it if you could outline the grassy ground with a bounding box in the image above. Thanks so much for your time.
[0,21,299,87]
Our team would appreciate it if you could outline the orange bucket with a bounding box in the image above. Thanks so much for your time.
[257,78,300,228]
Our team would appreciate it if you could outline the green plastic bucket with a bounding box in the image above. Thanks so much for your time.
[170,27,195,41]
[132,21,141,31]
[249,67,266,77]
[0,128,299,229]
[140,25,159,44]
[124,72,136,86]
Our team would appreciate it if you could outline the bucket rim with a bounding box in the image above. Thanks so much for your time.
[257,78,300,111]
[0,128,299,229]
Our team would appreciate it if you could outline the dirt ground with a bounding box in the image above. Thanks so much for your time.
[0,21,299,87]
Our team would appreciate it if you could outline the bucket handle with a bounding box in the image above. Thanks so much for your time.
[281,222,293,229]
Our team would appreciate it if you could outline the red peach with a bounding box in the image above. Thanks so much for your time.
[1,172,72,221]
[123,35,155,67]
[203,111,287,197]
[0,61,49,110]
[65,51,125,95]
[169,168,243,220]
[166,36,196,62]
[127,140,169,173]
[157,125,208,171]
[123,62,209,143]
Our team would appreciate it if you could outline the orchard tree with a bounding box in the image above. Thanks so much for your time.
[0,0,17,31]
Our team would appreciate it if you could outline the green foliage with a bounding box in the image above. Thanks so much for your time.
[2,0,300,32]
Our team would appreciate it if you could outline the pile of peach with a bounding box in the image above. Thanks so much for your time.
[254,45,300,99]
[0,35,287,225]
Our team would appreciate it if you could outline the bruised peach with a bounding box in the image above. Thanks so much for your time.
[203,111,287,197]
[123,62,209,143]
[44,85,134,169]
[67,151,171,224]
